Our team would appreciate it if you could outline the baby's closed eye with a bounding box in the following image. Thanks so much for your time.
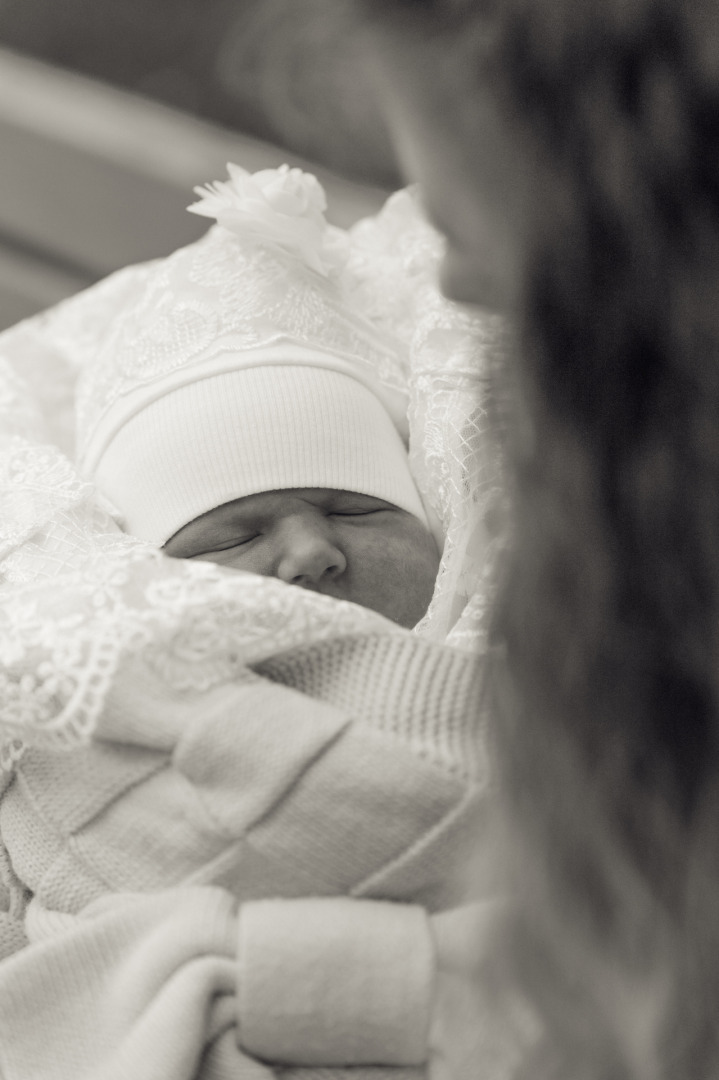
[330,509,383,517]
[190,534,260,557]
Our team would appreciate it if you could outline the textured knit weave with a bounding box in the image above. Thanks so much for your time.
[0,629,487,1080]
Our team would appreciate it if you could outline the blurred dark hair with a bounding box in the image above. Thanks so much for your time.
[355,0,719,1074]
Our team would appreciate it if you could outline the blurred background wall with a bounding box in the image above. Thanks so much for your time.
[0,0,397,184]
[0,0,397,328]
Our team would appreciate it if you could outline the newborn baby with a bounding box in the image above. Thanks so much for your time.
[164,487,439,628]
[0,165,488,1080]
[77,165,442,628]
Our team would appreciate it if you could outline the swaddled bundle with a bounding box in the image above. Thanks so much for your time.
[0,165,509,1080]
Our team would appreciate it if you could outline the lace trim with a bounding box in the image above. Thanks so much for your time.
[75,228,409,464]
[344,189,509,646]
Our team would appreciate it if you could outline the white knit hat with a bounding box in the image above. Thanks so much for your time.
[76,165,429,545]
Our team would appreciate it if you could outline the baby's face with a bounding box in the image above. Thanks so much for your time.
[164,488,440,628]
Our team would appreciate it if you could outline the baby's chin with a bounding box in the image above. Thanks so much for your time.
[377,588,435,630]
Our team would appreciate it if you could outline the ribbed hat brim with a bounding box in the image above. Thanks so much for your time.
[94,365,429,544]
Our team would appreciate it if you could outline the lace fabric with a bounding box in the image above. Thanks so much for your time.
[0,187,507,768]
[344,190,509,644]
[75,226,409,472]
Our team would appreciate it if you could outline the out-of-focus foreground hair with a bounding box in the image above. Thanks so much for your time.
[354,1,719,1076]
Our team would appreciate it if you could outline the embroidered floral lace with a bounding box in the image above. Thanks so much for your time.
[0,188,507,768]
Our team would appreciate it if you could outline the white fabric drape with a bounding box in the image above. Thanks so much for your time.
[0,187,507,764]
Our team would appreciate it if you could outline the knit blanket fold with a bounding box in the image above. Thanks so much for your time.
[0,630,488,1080]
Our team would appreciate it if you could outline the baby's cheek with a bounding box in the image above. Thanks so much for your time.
[354,525,439,626]
[399,520,442,575]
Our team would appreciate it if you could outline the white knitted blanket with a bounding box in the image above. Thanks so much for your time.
[0,628,489,1079]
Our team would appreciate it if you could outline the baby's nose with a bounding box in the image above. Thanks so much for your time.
[276,521,347,587]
